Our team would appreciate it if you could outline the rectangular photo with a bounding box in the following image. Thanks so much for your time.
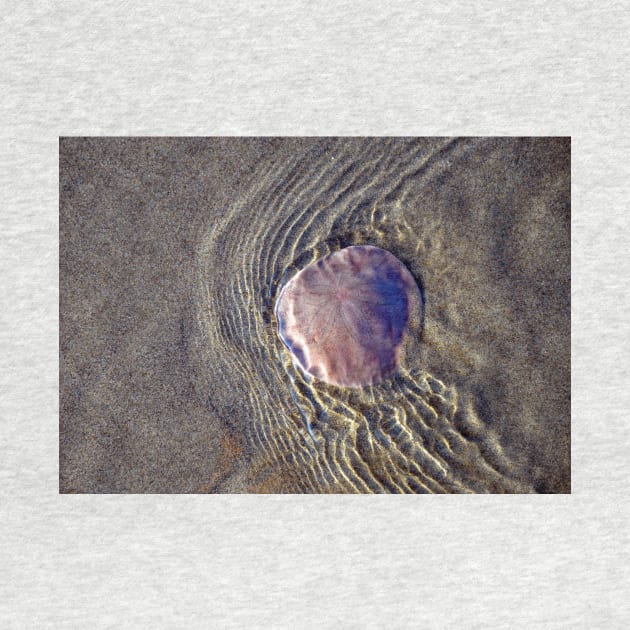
[59,137,570,493]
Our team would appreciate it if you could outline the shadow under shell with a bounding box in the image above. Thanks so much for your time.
[275,245,422,388]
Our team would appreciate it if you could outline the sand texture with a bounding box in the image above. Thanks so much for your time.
[60,137,570,493]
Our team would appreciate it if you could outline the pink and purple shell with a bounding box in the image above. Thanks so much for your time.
[275,245,421,387]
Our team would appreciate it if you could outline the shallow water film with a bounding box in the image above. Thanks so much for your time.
[60,137,570,493]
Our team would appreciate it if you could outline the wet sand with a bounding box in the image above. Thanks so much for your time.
[60,137,570,493]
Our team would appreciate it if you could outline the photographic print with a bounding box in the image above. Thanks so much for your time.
[60,137,570,493]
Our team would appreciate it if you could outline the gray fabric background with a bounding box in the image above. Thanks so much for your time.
[2,1,629,627]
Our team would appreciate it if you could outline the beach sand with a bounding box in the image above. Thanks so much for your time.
[60,137,570,493]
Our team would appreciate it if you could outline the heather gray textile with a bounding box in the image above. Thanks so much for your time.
[3,1,630,628]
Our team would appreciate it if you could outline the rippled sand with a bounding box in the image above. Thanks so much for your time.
[60,137,570,493]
